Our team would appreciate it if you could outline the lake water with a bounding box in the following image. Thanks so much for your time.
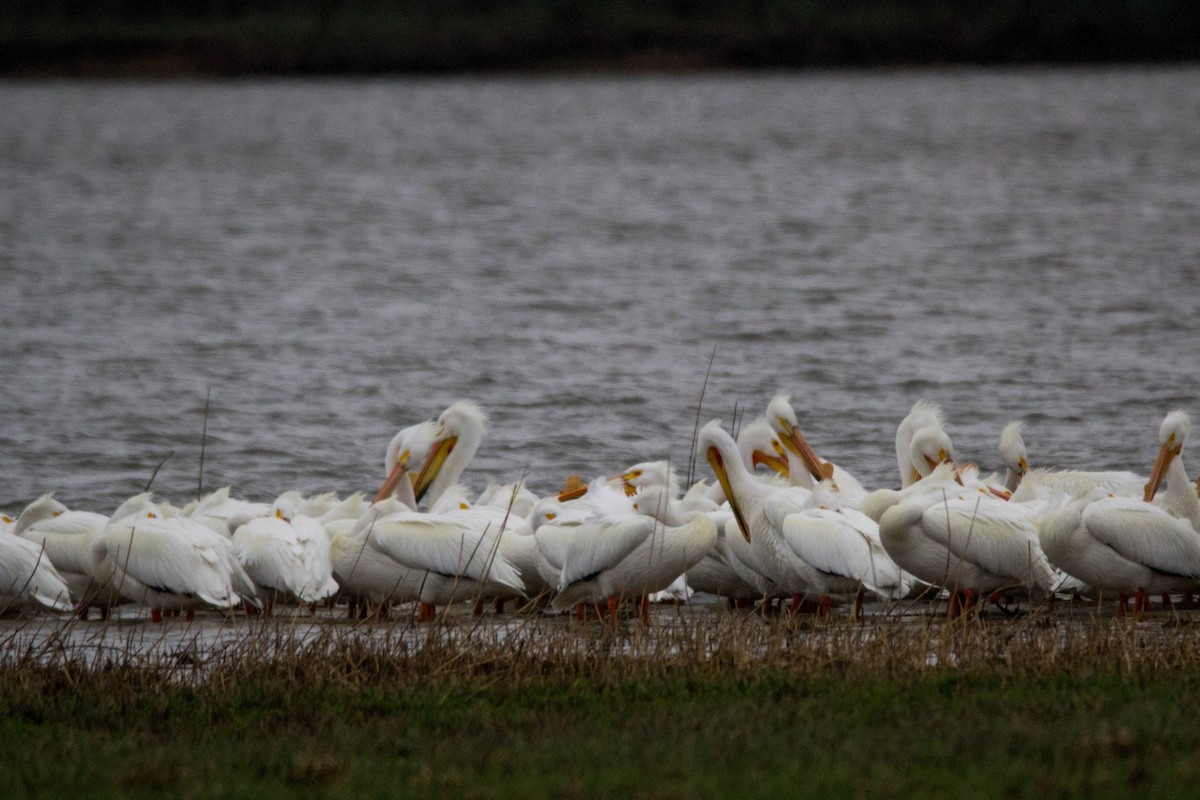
[2,68,1199,516]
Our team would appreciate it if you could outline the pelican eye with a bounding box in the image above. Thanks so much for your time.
[459,502,469,510]
[545,512,556,521]
[53,511,62,517]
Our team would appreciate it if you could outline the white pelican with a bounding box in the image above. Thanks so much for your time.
[766,394,868,507]
[999,421,1145,503]
[332,422,438,616]
[895,400,948,487]
[1,522,74,613]
[1039,411,1200,615]
[549,481,717,624]
[15,493,116,617]
[376,419,438,508]
[411,400,489,509]
[364,500,526,621]
[878,462,1056,614]
[91,493,259,621]
[699,419,830,613]
[329,498,428,618]
[766,480,913,614]
[231,503,339,615]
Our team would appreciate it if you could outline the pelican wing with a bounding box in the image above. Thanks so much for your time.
[0,535,74,611]
[368,514,524,591]
[778,511,876,581]
[1083,499,1200,578]
[920,496,1051,585]
[106,519,241,607]
[557,516,655,591]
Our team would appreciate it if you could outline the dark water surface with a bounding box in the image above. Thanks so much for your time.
[3,69,1199,514]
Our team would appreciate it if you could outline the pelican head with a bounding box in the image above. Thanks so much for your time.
[910,426,956,484]
[412,400,489,504]
[619,461,680,498]
[998,421,1028,476]
[12,492,68,535]
[766,393,834,483]
[375,419,438,503]
[1145,410,1192,502]
[736,416,788,475]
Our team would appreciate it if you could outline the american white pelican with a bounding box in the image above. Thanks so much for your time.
[699,419,828,613]
[1,521,74,613]
[91,493,259,621]
[1038,411,1200,615]
[766,480,913,614]
[376,419,438,508]
[15,493,116,617]
[364,500,525,620]
[878,463,1056,614]
[1144,411,1198,528]
[329,498,428,618]
[999,421,1145,503]
[332,423,436,617]
[411,400,488,509]
[550,481,717,623]
[231,503,339,614]
[895,400,948,488]
[183,487,270,536]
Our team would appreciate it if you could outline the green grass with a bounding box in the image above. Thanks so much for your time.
[3,610,1200,798]
[3,667,1198,798]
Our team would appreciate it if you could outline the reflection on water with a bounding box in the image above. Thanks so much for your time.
[2,69,1199,513]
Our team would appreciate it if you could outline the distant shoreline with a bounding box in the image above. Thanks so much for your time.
[4,1,1199,78]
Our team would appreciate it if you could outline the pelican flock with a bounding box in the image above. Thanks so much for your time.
[3,396,1198,623]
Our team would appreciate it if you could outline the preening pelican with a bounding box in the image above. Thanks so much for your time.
[1039,411,1200,615]
[92,493,259,621]
[231,503,339,614]
[549,481,717,623]
[896,400,948,488]
[376,420,438,508]
[1,527,74,613]
[878,464,1056,612]
[411,400,488,509]
[16,493,115,616]
[1000,421,1144,503]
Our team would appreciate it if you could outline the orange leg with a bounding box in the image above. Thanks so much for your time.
[494,597,506,614]
[418,601,436,622]
[818,595,832,618]
[1131,588,1145,617]
[964,589,978,617]
[151,608,163,623]
[575,603,586,623]
[185,609,195,622]
[1117,594,1128,618]
[853,589,865,619]
[640,594,650,626]
[76,605,89,621]
[473,599,484,616]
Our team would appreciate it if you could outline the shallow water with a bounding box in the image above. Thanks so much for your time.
[2,68,1199,515]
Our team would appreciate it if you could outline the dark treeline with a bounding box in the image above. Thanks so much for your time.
[2,0,1198,76]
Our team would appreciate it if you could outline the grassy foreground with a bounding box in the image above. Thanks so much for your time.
[3,611,1200,798]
